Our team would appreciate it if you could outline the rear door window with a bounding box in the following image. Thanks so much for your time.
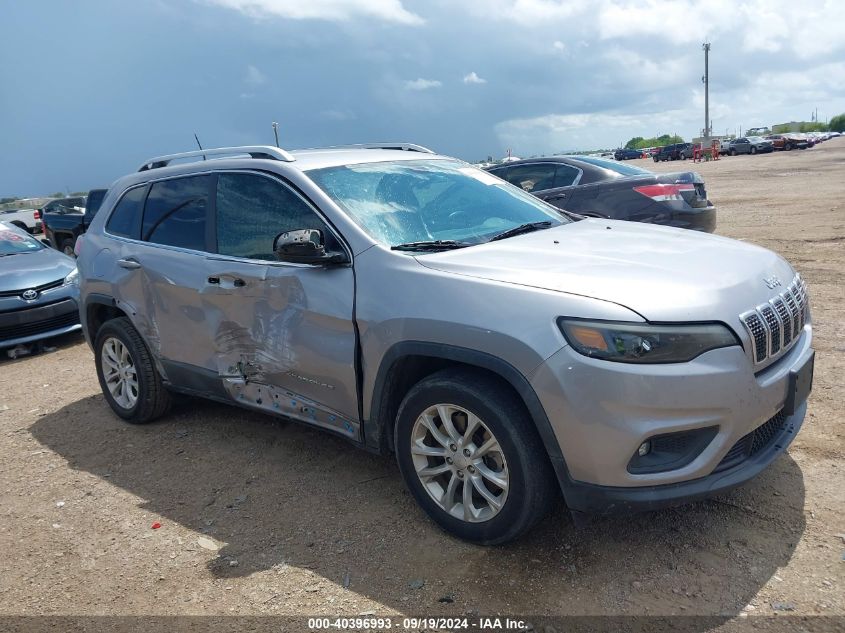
[215,172,331,261]
[505,164,558,192]
[142,175,211,251]
[106,185,146,239]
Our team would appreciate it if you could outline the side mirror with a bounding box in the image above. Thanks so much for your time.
[273,229,347,265]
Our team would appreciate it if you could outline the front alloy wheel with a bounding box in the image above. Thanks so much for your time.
[395,368,557,544]
[411,404,508,523]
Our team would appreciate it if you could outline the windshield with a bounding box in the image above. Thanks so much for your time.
[747,136,765,142]
[307,159,567,248]
[0,227,44,256]
[572,156,651,177]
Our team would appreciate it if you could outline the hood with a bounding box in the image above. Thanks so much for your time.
[417,220,796,324]
[0,247,76,292]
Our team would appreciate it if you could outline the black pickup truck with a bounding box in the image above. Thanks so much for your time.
[42,189,107,256]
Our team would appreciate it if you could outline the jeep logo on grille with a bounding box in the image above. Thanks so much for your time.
[21,289,39,301]
[764,276,782,289]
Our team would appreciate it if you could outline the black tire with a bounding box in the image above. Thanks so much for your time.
[785,143,792,151]
[751,146,757,155]
[394,368,558,544]
[653,156,659,163]
[59,238,75,257]
[730,149,736,156]
[94,317,171,424]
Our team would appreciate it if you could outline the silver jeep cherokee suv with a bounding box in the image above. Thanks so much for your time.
[78,144,814,544]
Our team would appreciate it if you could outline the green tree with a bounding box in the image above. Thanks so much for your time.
[624,134,685,150]
[828,113,845,133]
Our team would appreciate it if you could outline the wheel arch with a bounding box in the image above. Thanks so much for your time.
[83,294,130,345]
[364,341,573,500]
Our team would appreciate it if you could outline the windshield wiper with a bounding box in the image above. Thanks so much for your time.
[488,221,553,242]
[391,240,472,252]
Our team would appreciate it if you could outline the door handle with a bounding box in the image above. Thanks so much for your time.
[233,278,246,287]
[117,259,141,270]
[546,193,568,201]
[207,276,220,285]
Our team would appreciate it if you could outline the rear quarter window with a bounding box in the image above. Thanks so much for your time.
[106,185,146,239]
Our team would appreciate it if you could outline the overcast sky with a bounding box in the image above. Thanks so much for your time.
[2,0,844,196]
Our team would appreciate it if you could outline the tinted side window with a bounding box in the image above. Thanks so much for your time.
[106,186,146,239]
[143,176,211,251]
[505,164,558,192]
[552,164,581,188]
[216,173,329,261]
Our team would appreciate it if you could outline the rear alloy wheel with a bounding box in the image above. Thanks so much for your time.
[751,146,757,155]
[730,149,736,156]
[395,369,557,544]
[785,143,793,151]
[94,317,170,424]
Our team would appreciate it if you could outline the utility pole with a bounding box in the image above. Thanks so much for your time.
[272,122,280,148]
[702,42,711,140]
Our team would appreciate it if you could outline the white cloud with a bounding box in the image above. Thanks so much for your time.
[552,40,566,51]
[244,64,266,86]
[463,71,487,84]
[202,0,423,24]
[404,78,442,91]
[494,108,699,153]
[469,0,588,25]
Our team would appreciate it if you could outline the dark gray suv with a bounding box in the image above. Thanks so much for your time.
[77,145,814,544]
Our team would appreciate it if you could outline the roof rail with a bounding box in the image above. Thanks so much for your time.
[304,142,435,154]
[138,145,295,172]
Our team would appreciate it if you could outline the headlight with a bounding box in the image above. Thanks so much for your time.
[64,268,79,286]
[557,318,739,364]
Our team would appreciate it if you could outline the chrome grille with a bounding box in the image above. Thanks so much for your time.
[760,305,780,354]
[772,297,792,346]
[739,274,809,366]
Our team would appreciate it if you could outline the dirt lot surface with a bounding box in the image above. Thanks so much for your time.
[1,142,843,628]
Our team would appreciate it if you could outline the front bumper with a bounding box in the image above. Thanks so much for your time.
[0,295,81,349]
[561,401,805,514]
[529,325,813,513]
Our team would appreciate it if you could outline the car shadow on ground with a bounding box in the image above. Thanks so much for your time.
[30,395,806,617]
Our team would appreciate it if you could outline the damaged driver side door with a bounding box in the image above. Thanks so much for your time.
[201,171,360,440]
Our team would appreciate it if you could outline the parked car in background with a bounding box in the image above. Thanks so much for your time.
[653,143,694,161]
[0,208,42,234]
[486,155,715,232]
[77,144,812,544]
[746,127,771,136]
[0,221,81,350]
[725,136,774,155]
[613,148,644,161]
[43,189,108,257]
[766,134,809,151]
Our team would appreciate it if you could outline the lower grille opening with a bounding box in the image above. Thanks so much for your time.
[0,311,80,341]
[713,409,788,473]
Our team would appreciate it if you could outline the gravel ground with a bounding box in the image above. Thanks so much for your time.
[0,142,843,627]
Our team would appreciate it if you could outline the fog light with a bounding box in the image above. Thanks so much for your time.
[637,441,651,457]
